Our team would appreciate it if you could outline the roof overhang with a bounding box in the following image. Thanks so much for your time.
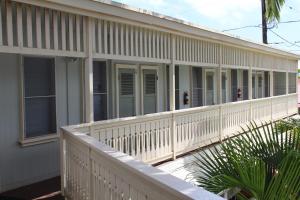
[15,0,300,60]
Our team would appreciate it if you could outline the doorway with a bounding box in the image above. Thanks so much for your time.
[116,65,137,118]
[141,67,158,114]
[204,69,217,105]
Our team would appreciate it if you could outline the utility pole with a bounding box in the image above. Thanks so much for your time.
[261,0,268,44]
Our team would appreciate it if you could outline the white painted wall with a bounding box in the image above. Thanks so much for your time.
[0,53,83,192]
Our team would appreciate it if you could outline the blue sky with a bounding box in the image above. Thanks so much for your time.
[114,0,300,55]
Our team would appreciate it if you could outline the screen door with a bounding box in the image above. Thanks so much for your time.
[205,70,216,105]
[118,68,136,117]
[143,69,157,114]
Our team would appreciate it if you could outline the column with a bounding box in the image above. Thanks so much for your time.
[170,35,176,160]
[84,17,94,122]
[248,68,253,100]
[270,71,273,97]
[286,72,289,95]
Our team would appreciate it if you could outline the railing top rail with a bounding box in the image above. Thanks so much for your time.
[62,127,224,200]
[64,94,297,131]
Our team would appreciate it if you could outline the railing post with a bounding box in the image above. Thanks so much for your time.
[171,113,176,160]
[218,44,223,141]
[219,105,223,141]
[270,71,274,121]
[88,147,94,200]
[248,67,253,120]
[60,130,66,196]
[286,72,289,116]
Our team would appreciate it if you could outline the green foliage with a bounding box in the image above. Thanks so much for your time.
[191,122,300,200]
[265,0,285,23]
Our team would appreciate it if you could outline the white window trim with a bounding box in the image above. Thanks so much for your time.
[19,56,58,147]
[140,65,160,115]
[115,64,138,118]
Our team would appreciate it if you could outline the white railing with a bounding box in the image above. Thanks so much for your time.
[61,94,297,200]
[74,94,297,164]
[61,127,224,200]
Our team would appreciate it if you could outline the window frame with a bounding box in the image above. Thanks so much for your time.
[19,56,58,147]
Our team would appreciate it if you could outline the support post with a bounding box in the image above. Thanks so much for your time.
[270,71,274,120]
[60,130,65,196]
[218,44,223,141]
[248,67,253,120]
[286,72,289,95]
[84,17,94,123]
[286,72,289,116]
[170,35,176,160]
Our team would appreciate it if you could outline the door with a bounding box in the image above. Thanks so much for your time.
[192,67,203,107]
[142,69,158,114]
[205,69,216,105]
[257,72,264,98]
[252,74,256,99]
[221,70,228,103]
[117,68,136,117]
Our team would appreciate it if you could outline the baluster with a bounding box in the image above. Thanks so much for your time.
[36,7,41,48]
[160,32,163,59]
[69,14,73,51]
[125,24,129,56]
[76,15,81,52]
[61,12,66,50]
[115,22,118,55]
[97,19,102,54]
[53,10,58,50]
[45,8,50,49]
[139,27,143,57]
[0,1,2,46]
[148,30,152,58]
[104,20,108,54]
[120,24,124,56]
[144,29,147,57]
[130,25,134,56]
[6,0,13,46]
[16,3,23,47]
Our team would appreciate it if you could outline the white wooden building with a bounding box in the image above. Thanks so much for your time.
[0,0,299,198]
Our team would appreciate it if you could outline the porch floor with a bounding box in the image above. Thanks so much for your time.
[0,177,63,200]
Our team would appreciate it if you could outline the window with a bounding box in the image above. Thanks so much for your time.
[288,73,296,94]
[273,72,286,96]
[93,61,107,121]
[21,57,57,145]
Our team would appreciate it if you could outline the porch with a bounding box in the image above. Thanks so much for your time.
[61,94,297,199]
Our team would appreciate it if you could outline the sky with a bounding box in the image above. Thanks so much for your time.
[114,0,300,56]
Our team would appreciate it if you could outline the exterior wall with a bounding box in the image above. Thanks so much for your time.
[0,53,83,192]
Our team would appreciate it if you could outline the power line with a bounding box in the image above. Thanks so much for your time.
[268,29,300,48]
[222,19,300,32]
[222,25,260,32]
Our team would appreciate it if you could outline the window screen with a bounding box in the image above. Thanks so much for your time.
[273,72,286,96]
[23,57,56,138]
[288,73,296,94]
[93,61,107,121]
[192,67,203,107]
